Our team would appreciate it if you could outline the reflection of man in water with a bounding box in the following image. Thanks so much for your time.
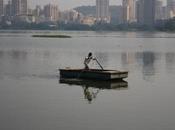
[84,87,93,102]
[83,86,100,103]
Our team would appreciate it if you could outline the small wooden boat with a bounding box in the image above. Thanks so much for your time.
[59,68,128,81]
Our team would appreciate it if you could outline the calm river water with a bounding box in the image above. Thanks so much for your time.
[0,31,175,130]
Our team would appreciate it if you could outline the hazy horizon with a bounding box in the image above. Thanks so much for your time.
[3,0,167,10]
[30,0,122,9]
[29,0,166,10]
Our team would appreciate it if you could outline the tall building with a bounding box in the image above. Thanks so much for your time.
[143,0,156,26]
[44,4,59,22]
[114,6,123,24]
[122,0,136,23]
[11,0,28,16]
[136,0,156,26]
[21,0,27,14]
[167,0,175,18]
[136,0,144,24]
[0,0,3,16]
[4,0,12,17]
[96,0,110,23]
[162,6,168,20]
[155,0,163,20]
[12,0,21,16]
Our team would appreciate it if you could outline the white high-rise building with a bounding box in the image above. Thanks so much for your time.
[122,0,136,23]
[44,4,59,22]
[167,0,175,18]
[0,0,3,16]
[155,0,163,20]
[96,0,110,23]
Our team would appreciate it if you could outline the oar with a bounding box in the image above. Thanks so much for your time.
[95,58,104,70]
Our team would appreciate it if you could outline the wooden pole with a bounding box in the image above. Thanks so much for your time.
[95,59,104,70]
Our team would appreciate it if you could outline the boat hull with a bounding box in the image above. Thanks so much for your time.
[59,69,128,81]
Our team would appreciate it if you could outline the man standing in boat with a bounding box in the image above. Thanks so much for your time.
[84,52,96,70]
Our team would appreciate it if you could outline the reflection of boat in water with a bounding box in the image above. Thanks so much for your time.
[60,78,128,103]
[59,78,128,90]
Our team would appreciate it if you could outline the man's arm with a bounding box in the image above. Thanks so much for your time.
[92,57,96,60]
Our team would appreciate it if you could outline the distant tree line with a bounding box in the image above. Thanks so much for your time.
[155,18,175,31]
[1,18,175,31]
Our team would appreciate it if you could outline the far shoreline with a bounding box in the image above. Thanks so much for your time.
[0,29,175,33]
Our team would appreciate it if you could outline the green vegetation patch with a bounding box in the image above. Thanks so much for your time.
[32,35,72,38]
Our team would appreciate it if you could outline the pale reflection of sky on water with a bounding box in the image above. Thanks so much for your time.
[0,31,175,130]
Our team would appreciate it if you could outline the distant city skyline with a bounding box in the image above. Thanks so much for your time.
[2,0,167,10]
[29,0,121,9]
[0,0,173,28]
[30,0,122,9]
[30,0,166,9]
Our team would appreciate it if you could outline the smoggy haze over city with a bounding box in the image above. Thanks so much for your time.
[36,0,167,8]
[29,0,121,9]
[2,0,121,9]
[30,0,167,9]
[3,0,167,10]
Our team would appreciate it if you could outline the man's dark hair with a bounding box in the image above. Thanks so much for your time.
[88,52,92,57]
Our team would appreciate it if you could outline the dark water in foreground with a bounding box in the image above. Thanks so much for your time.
[0,31,175,130]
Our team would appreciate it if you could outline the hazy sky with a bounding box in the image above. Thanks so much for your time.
[29,0,122,9]
[3,0,166,10]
